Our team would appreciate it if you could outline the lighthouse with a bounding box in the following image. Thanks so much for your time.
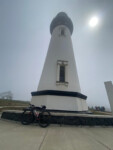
[31,12,88,111]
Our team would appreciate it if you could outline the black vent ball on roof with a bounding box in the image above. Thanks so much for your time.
[50,12,73,35]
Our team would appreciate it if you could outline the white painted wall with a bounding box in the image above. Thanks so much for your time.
[31,95,88,111]
[31,24,88,111]
[38,25,81,92]
[104,81,113,115]
[31,96,47,106]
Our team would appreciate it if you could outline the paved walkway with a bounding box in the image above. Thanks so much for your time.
[0,119,113,150]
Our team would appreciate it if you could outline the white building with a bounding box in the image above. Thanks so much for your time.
[104,81,113,115]
[31,12,88,112]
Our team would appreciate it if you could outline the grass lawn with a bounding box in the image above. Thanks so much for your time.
[0,99,29,112]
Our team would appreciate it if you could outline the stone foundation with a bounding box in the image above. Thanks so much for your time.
[1,111,113,126]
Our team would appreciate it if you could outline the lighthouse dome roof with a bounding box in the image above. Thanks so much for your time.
[50,12,73,35]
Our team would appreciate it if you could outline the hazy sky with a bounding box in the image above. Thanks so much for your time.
[0,0,113,109]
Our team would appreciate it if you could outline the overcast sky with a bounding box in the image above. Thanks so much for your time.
[0,0,113,109]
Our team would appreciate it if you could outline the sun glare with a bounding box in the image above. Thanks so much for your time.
[89,16,99,27]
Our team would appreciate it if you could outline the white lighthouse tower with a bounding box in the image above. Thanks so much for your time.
[31,12,88,111]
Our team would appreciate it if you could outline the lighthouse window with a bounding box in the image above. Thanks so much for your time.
[59,65,65,82]
[61,29,65,36]
[56,60,68,86]
[60,28,65,36]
